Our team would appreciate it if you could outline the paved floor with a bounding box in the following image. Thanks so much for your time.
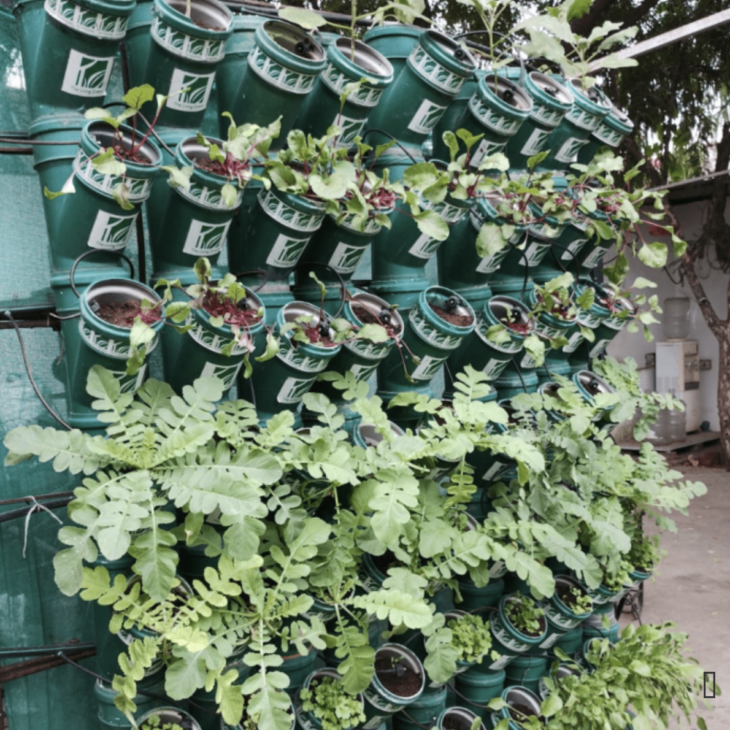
[632,466,729,729]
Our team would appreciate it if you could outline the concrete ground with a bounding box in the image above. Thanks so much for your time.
[630,465,729,729]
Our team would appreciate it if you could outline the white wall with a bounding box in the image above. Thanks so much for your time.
[607,197,730,432]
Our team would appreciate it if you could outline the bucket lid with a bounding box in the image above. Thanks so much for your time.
[330,37,394,86]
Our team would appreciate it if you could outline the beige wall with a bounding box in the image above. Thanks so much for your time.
[606,197,730,431]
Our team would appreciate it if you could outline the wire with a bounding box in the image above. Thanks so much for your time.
[295,261,349,318]
[512,360,529,394]
[0,497,72,525]
[0,492,74,507]
[360,129,420,164]
[3,311,72,430]
[0,136,79,146]
[70,250,136,298]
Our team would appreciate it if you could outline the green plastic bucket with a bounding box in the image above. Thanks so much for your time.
[306,290,403,408]
[491,686,543,730]
[437,707,487,730]
[392,684,447,730]
[160,287,265,397]
[486,595,548,671]
[435,74,531,166]
[437,196,525,297]
[51,120,160,273]
[504,655,548,694]
[28,113,85,248]
[362,25,422,80]
[578,104,633,165]
[247,301,341,422]
[137,707,201,730]
[366,29,476,152]
[13,0,133,121]
[124,0,153,87]
[445,295,531,390]
[370,192,471,299]
[457,578,504,613]
[142,0,232,129]
[282,648,319,699]
[66,278,163,428]
[535,360,572,386]
[230,186,327,287]
[542,79,611,172]
[150,135,241,280]
[550,625,584,656]
[94,679,167,728]
[296,37,394,148]
[537,215,593,285]
[520,287,577,369]
[539,576,593,650]
[493,363,539,401]
[455,668,505,723]
[215,14,267,136]
[294,207,393,291]
[464,419,510,487]
[296,669,365,728]
[501,70,573,173]
[537,663,582,700]
[364,644,425,729]
[230,20,326,148]
[377,286,476,392]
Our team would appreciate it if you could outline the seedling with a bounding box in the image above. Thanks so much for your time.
[505,597,544,636]
[300,676,365,730]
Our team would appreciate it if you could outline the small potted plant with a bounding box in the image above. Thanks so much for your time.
[436,706,487,730]
[229,19,327,147]
[539,576,593,650]
[298,669,366,730]
[142,0,233,129]
[486,595,548,672]
[137,708,202,730]
[627,534,660,583]
[487,685,547,730]
[149,115,281,281]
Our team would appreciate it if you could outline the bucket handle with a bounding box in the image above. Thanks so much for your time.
[70,249,136,298]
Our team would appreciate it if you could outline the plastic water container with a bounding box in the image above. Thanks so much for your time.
[663,297,690,340]
[648,407,671,445]
[668,404,687,442]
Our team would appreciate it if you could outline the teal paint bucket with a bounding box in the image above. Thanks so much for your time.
[457,578,504,613]
[370,193,471,298]
[435,74,531,166]
[364,644,426,729]
[230,186,327,288]
[572,370,617,423]
[392,685,446,730]
[501,70,573,174]
[535,359,572,386]
[493,362,539,401]
[215,13,267,136]
[142,0,232,130]
[149,135,241,280]
[51,120,160,274]
[520,286,577,370]
[124,0,153,87]
[578,104,633,165]
[536,215,593,285]
[537,663,582,700]
[431,68,481,161]
[539,576,593,650]
[366,29,476,152]
[296,38,394,148]
[550,625,583,656]
[455,668,505,724]
[491,686,543,730]
[377,286,475,392]
[94,679,167,728]
[437,196,525,297]
[362,25,422,81]
[437,707,487,730]
[28,113,85,248]
[504,655,548,694]
[13,0,134,121]
[247,301,341,422]
[542,78,611,172]
[66,278,164,428]
[486,595,548,671]
[294,207,393,291]
[256,283,295,326]
[282,649,319,699]
[137,707,202,730]
[160,288,265,398]
[229,20,326,148]
[444,295,531,392]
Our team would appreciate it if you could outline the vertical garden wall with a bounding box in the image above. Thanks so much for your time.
[0,2,718,730]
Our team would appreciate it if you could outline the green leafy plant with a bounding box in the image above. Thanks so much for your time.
[300,675,366,730]
[559,585,592,615]
[139,714,185,730]
[449,613,494,663]
[504,596,544,635]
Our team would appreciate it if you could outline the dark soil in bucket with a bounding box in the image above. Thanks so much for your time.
[298,325,338,348]
[202,290,262,329]
[375,655,421,697]
[442,713,474,730]
[508,702,537,722]
[429,304,474,328]
[95,300,142,328]
[352,304,402,336]
[194,156,232,175]
[557,582,586,612]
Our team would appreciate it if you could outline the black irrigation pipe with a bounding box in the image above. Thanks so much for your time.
[0,497,73,525]
[0,643,95,661]
[3,310,72,430]
[294,260,349,319]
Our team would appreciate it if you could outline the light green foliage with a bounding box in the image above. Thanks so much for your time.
[449,613,494,664]
[300,676,366,730]
[139,714,185,730]
[542,624,717,730]
[504,596,544,635]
